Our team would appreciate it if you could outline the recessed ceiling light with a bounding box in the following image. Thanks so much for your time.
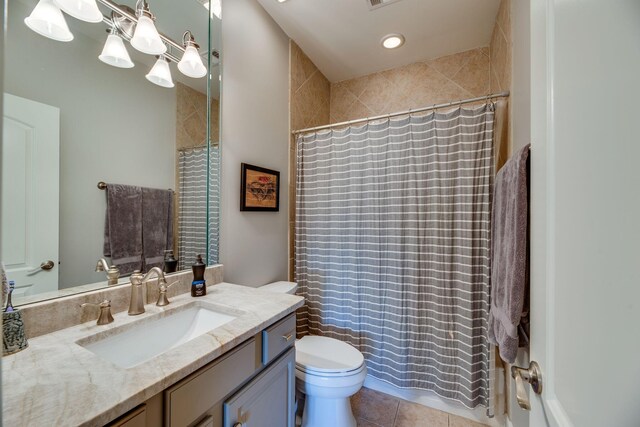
[381,34,405,49]
[277,0,288,3]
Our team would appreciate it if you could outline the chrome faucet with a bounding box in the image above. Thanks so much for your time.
[128,267,165,315]
[95,258,120,286]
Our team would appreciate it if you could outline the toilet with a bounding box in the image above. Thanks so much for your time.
[260,281,367,427]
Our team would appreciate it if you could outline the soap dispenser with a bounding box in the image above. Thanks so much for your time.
[191,255,206,297]
[163,250,178,274]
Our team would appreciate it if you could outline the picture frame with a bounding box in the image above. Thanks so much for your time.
[240,163,280,212]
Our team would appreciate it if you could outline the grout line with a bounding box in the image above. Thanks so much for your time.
[391,399,400,427]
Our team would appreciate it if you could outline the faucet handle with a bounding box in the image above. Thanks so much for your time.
[156,280,179,307]
[130,270,144,285]
[81,299,114,325]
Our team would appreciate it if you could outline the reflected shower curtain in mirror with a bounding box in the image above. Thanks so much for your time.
[295,104,495,409]
[177,146,220,269]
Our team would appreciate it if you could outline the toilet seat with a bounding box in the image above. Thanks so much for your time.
[295,335,365,376]
[296,362,366,378]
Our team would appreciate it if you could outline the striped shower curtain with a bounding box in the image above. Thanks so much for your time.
[177,146,220,269]
[295,103,495,408]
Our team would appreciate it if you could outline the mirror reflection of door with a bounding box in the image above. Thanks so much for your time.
[1,93,60,297]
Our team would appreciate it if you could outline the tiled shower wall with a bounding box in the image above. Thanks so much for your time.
[490,0,512,169]
[176,82,220,150]
[330,47,491,123]
[289,41,331,279]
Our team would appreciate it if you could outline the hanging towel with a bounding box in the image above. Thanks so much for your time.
[103,184,143,275]
[141,188,174,271]
[488,144,530,363]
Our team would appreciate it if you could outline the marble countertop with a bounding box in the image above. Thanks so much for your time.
[2,283,304,426]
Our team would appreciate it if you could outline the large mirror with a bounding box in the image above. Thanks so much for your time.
[1,0,221,305]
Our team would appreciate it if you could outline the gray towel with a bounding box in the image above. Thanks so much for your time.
[141,188,174,271]
[488,144,530,363]
[103,184,143,275]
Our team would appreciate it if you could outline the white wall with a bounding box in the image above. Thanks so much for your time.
[220,0,290,286]
[5,1,175,288]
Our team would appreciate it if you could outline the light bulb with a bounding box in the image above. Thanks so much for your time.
[54,0,102,23]
[99,32,134,68]
[24,0,74,42]
[131,14,166,55]
[146,56,174,88]
[178,45,207,78]
[381,34,405,49]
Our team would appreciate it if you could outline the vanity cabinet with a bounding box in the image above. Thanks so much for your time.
[107,313,296,427]
[223,348,295,427]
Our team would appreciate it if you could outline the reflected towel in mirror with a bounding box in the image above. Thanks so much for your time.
[141,188,174,271]
[103,184,143,275]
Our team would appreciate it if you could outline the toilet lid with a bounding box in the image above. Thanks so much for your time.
[296,336,364,374]
[260,281,297,294]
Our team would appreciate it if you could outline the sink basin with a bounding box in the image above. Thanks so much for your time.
[78,302,239,369]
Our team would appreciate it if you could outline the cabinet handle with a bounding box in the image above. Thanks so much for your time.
[282,332,294,342]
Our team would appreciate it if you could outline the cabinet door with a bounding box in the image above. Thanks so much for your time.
[107,405,146,427]
[223,348,295,427]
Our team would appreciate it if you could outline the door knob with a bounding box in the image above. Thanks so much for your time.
[27,260,55,275]
[40,260,55,270]
[511,361,543,410]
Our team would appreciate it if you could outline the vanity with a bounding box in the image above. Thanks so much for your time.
[2,283,304,427]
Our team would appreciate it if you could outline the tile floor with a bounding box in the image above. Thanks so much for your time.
[351,387,489,427]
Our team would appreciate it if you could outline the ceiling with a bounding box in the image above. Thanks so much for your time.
[256,0,501,82]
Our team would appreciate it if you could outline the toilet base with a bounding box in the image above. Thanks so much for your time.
[302,395,356,427]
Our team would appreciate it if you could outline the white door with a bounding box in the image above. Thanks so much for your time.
[2,93,60,297]
[528,1,640,426]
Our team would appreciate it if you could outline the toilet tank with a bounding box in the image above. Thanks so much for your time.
[260,281,298,294]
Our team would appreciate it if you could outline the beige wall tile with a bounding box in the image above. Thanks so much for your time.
[451,50,491,96]
[393,400,448,427]
[490,24,508,89]
[291,41,319,94]
[330,81,359,122]
[330,47,491,121]
[427,49,475,77]
[490,0,513,161]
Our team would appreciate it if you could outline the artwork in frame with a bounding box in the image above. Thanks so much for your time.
[240,163,280,211]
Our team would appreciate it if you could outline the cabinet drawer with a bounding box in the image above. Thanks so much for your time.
[165,338,257,427]
[261,314,296,365]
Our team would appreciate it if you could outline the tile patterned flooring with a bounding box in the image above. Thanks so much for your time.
[351,387,489,427]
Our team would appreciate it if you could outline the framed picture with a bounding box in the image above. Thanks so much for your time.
[240,163,280,211]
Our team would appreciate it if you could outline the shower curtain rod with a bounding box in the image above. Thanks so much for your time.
[292,90,510,135]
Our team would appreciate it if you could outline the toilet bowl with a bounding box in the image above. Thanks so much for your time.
[261,281,367,427]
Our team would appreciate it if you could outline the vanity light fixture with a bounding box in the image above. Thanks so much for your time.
[24,0,209,86]
[146,55,174,88]
[381,33,405,49]
[99,28,134,68]
[130,0,166,55]
[24,0,74,42]
[178,31,207,78]
[54,0,102,23]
